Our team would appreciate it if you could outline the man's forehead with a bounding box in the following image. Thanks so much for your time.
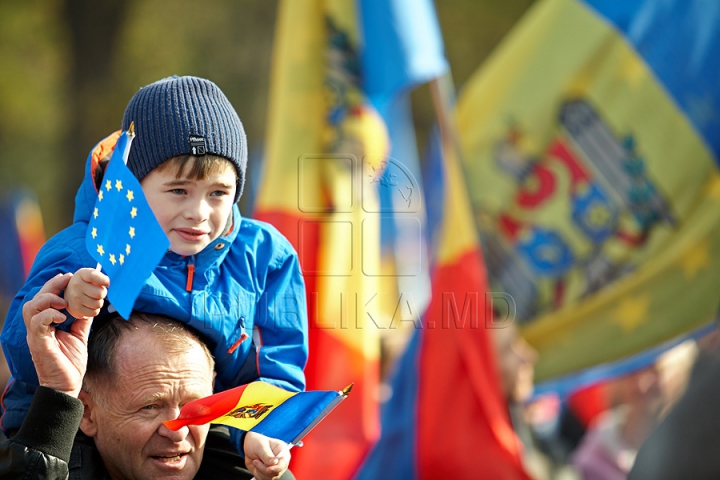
[115,327,210,370]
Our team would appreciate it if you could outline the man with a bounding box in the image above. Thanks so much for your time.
[0,272,291,479]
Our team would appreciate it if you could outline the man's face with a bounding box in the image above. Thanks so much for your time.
[141,158,237,256]
[81,329,214,480]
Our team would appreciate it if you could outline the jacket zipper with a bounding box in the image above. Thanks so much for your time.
[185,256,195,292]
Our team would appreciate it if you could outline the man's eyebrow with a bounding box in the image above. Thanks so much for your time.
[148,391,169,402]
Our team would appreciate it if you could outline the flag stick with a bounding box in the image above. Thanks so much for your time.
[429,73,462,165]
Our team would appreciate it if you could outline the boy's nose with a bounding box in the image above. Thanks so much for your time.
[185,199,211,222]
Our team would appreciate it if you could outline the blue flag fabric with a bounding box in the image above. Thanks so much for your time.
[85,129,169,318]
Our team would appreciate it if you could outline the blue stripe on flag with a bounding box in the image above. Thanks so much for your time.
[355,329,421,480]
[359,0,448,103]
[251,390,340,444]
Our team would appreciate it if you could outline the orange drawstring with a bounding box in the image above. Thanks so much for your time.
[186,263,195,292]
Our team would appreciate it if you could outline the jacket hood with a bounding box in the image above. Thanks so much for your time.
[73,131,122,224]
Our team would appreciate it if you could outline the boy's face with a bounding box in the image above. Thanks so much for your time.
[141,158,237,256]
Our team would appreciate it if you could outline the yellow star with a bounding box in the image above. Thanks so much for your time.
[130,207,137,218]
[105,179,112,191]
[115,179,123,191]
[680,240,710,279]
[91,227,97,239]
[98,190,104,201]
[126,244,131,255]
[704,173,720,201]
[620,52,646,88]
[119,254,125,265]
[126,190,134,201]
[613,295,650,333]
[129,227,135,238]
[109,254,116,265]
[97,244,105,256]
[93,207,99,219]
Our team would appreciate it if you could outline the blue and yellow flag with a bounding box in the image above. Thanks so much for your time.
[85,127,169,319]
[456,0,720,384]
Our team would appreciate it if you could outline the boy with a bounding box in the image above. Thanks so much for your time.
[0,76,309,449]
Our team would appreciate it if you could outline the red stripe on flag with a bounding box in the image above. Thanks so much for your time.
[418,248,531,480]
[164,384,249,431]
[291,329,380,478]
[256,210,379,478]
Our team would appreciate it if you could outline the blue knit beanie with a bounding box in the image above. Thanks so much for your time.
[121,75,247,202]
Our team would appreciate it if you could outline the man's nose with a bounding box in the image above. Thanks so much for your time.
[158,409,190,442]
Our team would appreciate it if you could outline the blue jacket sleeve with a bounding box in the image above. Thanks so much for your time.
[1,226,90,386]
[254,241,308,393]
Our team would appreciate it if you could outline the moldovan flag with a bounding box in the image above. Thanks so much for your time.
[164,382,349,445]
[253,0,389,478]
[85,127,169,319]
[456,0,720,387]
[357,122,532,478]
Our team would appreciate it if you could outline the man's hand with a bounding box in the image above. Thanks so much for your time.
[24,273,94,398]
[244,432,291,480]
[64,267,109,319]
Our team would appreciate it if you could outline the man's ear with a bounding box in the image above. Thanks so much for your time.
[78,390,98,437]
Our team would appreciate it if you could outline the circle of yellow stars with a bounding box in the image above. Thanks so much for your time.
[90,175,140,267]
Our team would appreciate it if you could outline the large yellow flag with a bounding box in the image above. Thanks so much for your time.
[457,0,720,385]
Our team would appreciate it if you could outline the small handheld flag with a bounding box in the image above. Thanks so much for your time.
[85,124,170,318]
[164,381,351,446]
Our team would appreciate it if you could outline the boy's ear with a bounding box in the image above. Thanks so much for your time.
[78,390,98,437]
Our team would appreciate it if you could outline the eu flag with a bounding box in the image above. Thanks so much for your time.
[85,126,169,319]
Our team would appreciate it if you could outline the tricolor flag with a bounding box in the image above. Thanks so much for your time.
[254,0,391,478]
[85,126,169,319]
[456,0,720,388]
[357,125,532,479]
[163,381,350,445]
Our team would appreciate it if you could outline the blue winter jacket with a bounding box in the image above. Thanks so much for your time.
[0,133,308,433]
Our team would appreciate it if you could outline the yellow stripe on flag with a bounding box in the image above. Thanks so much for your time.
[210,382,297,431]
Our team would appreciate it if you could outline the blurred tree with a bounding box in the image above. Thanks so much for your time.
[59,0,134,228]
[0,0,533,235]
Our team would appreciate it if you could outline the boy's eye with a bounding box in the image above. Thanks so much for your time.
[170,189,186,195]
[210,190,228,197]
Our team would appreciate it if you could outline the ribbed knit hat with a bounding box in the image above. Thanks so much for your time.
[121,75,247,202]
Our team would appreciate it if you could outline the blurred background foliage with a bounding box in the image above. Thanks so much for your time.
[0,0,533,236]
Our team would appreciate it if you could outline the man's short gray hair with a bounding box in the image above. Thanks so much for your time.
[83,312,214,395]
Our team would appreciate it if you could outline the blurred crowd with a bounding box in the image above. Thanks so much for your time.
[482,321,719,480]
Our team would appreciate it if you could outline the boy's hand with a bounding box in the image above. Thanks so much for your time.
[64,267,110,319]
[24,273,93,397]
[244,432,291,480]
